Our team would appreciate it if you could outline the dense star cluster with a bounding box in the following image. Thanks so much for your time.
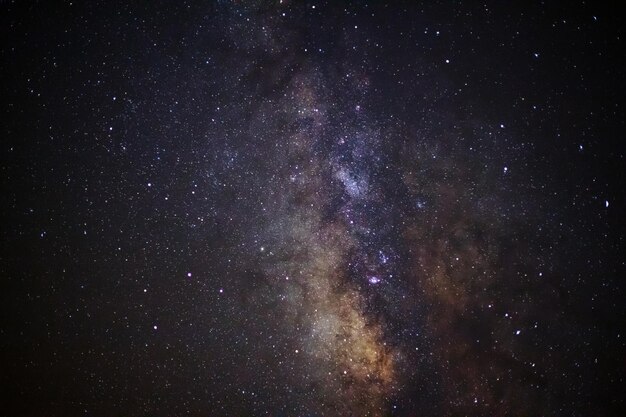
[1,1,625,416]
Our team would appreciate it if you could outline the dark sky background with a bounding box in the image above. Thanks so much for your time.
[1,1,625,416]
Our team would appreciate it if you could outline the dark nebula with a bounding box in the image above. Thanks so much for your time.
[1,1,625,416]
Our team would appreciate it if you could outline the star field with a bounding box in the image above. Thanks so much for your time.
[1,1,625,416]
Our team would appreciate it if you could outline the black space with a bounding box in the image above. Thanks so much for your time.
[1,1,625,416]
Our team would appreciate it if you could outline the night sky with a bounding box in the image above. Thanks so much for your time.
[1,1,625,416]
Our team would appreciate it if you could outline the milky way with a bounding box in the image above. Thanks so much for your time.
[2,1,625,416]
